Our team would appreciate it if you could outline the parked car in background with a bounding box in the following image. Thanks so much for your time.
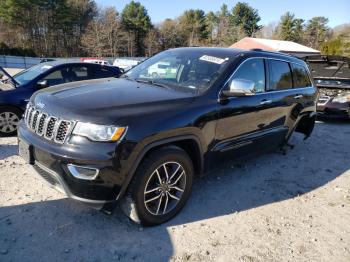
[0,61,122,136]
[304,55,350,118]
[113,58,146,71]
[40,58,56,63]
[18,48,317,225]
[147,61,178,78]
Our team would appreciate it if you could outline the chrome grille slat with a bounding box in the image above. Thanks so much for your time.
[54,120,71,144]
[45,117,58,139]
[27,107,35,126]
[24,104,73,144]
[36,113,47,135]
[31,110,40,130]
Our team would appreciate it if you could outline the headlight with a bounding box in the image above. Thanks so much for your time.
[72,122,127,142]
[332,95,350,103]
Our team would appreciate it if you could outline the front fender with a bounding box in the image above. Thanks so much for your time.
[116,132,204,200]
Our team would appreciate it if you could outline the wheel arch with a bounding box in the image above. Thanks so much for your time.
[295,111,317,139]
[0,104,24,114]
[117,135,204,200]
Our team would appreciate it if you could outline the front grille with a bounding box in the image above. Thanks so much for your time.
[24,104,74,144]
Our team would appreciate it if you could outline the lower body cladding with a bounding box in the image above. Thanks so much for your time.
[17,123,125,210]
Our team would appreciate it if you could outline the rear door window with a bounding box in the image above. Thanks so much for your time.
[268,60,293,91]
[292,64,312,88]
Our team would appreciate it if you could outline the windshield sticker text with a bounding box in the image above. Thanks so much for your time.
[199,55,228,65]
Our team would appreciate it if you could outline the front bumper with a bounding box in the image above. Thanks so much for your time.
[32,162,107,209]
[18,121,127,208]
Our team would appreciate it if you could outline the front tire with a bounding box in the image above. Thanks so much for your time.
[0,107,22,137]
[121,146,194,226]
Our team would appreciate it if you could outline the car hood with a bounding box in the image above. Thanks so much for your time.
[304,55,350,79]
[32,78,195,124]
[0,82,16,91]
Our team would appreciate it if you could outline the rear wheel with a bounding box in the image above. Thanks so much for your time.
[121,146,194,226]
[0,107,22,137]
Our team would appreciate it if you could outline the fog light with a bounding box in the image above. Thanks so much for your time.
[67,164,99,180]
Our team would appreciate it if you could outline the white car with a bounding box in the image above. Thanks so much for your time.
[113,58,140,71]
[147,62,177,78]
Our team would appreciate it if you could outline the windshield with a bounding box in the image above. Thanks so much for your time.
[13,63,54,85]
[125,49,232,93]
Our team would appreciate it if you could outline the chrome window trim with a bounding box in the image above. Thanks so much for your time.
[218,56,315,101]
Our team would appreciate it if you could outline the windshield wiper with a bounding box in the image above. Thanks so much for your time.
[135,78,170,89]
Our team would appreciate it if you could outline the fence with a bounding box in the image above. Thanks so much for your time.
[0,55,43,69]
[0,55,146,69]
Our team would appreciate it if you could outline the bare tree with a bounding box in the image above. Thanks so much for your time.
[81,7,127,57]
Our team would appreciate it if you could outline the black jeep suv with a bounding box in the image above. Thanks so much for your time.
[18,48,317,225]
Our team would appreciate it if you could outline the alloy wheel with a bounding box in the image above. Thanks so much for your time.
[144,161,186,216]
[0,112,20,133]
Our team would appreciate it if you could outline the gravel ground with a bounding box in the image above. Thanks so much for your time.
[0,119,350,262]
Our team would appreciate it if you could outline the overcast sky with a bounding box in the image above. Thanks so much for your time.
[96,0,349,28]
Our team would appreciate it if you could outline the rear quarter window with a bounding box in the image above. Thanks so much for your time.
[292,64,312,88]
[269,60,293,91]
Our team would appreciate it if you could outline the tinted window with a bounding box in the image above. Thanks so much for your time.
[94,67,116,78]
[292,64,312,88]
[41,69,65,86]
[40,66,93,87]
[269,60,293,91]
[71,66,89,81]
[232,58,265,92]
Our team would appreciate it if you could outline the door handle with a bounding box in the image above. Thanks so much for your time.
[260,99,272,105]
[294,94,303,99]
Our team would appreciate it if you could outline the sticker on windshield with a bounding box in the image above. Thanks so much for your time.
[199,55,228,65]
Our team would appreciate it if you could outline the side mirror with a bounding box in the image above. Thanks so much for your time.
[37,80,48,89]
[222,79,255,97]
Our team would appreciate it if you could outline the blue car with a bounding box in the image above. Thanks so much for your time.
[0,61,122,136]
